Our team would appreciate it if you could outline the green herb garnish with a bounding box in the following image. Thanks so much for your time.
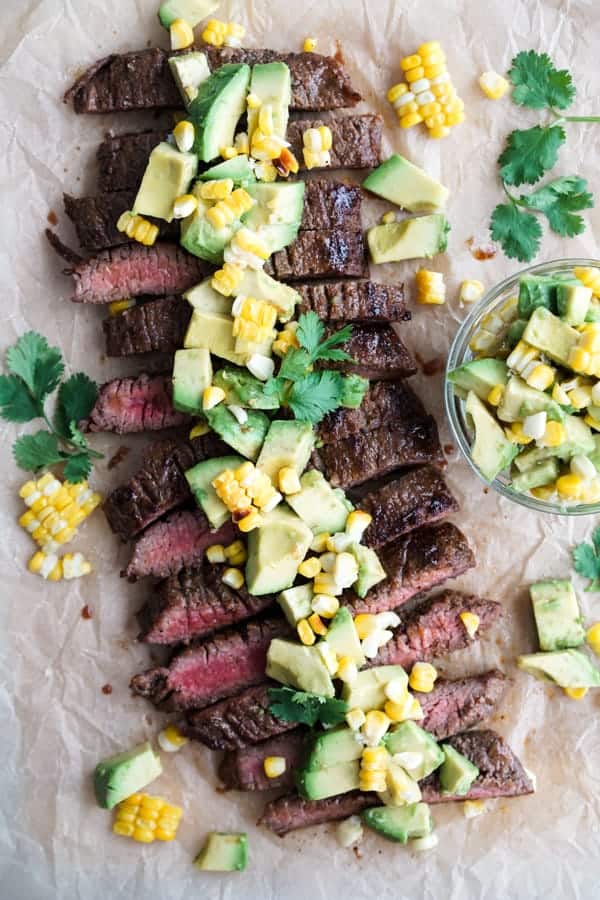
[573,526,600,592]
[0,331,101,482]
[268,686,348,727]
[490,51,598,262]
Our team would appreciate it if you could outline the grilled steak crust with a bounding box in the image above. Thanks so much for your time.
[416,670,508,740]
[296,281,407,323]
[219,730,308,792]
[317,380,425,444]
[323,325,417,380]
[312,417,442,488]
[265,231,367,281]
[206,47,361,110]
[421,730,534,802]
[260,791,376,836]
[287,115,382,169]
[64,191,178,253]
[97,130,168,193]
[361,466,458,548]
[124,510,235,581]
[130,617,289,711]
[301,180,362,232]
[138,564,275,644]
[84,373,188,434]
[182,684,294,750]
[103,296,192,357]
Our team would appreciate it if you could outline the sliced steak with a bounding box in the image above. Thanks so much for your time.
[67,243,209,304]
[265,231,367,281]
[97,130,168,193]
[206,48,361,111]
[312,417,442,489]
[361,466,458,549]
[124,510,235,581]
[130,617,289,711]
[288,115,382,169]
[323,325,417,380]
[260,791,376,836]
[417,670,508,740]
[219,731,308,792]
[63,191,178,253]
[138,564,275,643]
[103,296,192,357]
[317,380,425,444]
[301,181,362,232]
[83,374,188,434]
[421,730,534,803]
[296,281,407,323]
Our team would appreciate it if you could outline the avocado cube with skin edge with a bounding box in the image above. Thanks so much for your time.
[465,391,518,482]
[518,649,600,688]
[447,358,509,402]
[439,744,479,796]
[172,348,213,415]
[194,832,248,872]
[304,726,363,771]
[363,154,449,213]
[199,155,257,186]
[367,214,450,265]
[93,741,162,810]
[189,64,251,163]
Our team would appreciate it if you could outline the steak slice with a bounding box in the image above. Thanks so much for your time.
[63,191,179,253]
[97,130,168,193]
[421,730,534,803]
[323,325,417,380]
[296,281,408,323]
[138,564,275,643]
[182,684,291,751]
[130,617,289,711]
[124,510,235,580]
[312,417,443,488]
[260,791,376,836]
[265,231,367,281]
[317,380,426,444]
[219,730,308,792]
[361,466,458,549]
[206,48,361,111]
[103,296,192,357]
[83,373,188,434]
[301,180,362,232]
[287,115,382,169]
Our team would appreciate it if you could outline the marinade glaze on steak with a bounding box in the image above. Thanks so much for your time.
[65,47,361,114]
[83,374,189,434]
[296,280,408,323]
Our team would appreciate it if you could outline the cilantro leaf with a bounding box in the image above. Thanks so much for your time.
[268,686,348,728]
[277,347,312,382]
[287,371,346,423]
[311,325,354,363]
[58,373,98,426]
[490,203,543,263]
[499,125,566,187]
[508,50,575,111]
[0,374,40,422]
[593,526,600,557]
[522,175,593,237]
[296,311,325,355]
[63,452,93,483]
[6,331,64,402]
[13,430,64,472]
[573,530,600,591]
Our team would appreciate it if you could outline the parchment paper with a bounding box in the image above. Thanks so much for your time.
[2,1,600,897]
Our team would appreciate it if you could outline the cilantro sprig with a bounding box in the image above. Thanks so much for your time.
[490,51,599,262]
[573,526,600,592]
[268,686,348,727]
[0,332,101,482]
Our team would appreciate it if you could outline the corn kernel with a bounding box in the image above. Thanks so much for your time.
[113,821,135,837]
[354,614,378,639]
[224,540,246,564]
[202,385,226,411]
[297,618,316,645]
[575,267,600,298]
[346,707,366,730]
[313,573,342,596]
[428,124,450,138]
[173,119,195,152]
[479,70,509,99]
[170,18,194,50]
[387,82,409,104]
[308,612,328,636]
[264,756,287,778]
[399,111,423,129]
[586,622,600,656]
[487,384,504,407]
[278,466,301,495]
[380,211,396,225]
[220,146,238,160]
[564,687,588,700]
[361,746,389,770]
[310,532,330,553]
[505,423,533,445]
[108,299,135,316]
[222,567,245,589]
[384,677,409,705]
[542,421,566,448]
[311,593,339,619]
[526,363,555,392]
[361,710,391,746]
[298,556,322,579]
[569,347,592,374]
[460,611,480,638]
[400,54,422,71]
[172,193,198,219]
[416,269,446,305]
[303,37,317,52]
[158,725,188,752]
[409,662,438,693]
[556,474,584,500]
[336,655,358,684]
[237,509,263,532]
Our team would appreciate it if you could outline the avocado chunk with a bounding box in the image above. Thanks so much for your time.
[185,455,243,528]
[342,665,408,711]
[556,283,592,326]
[184,309,246,365]
[296,760,360,800]
[304,726,363,771]
[340,374,370,409]
[465,391,518,481]
[518,274,563,317]
[233,332,274,362]
[367,214,450,264]
[324,606,365,666]
[514,414,594,470]
[246,505,313,594]
[256,420,315,483]
[213,365,280,410]
[497,375,564,424]
[93,741,162,810]
[511,458,559,493]
[159,0,218,28]
[286,470,353,533]
[181,188,242,265]
[506,319,528,348]
[385,721,445,781]
[243,182,306,254]
[363,154,449,213]
[266,638,335,696]
[184,278,232,315]
[277,583,313,626]
[351,542,387,598]
[518,649,600,687]
[589,434,600,472]
[199,154,257,186]
[172,348,213,415]
[448,358,508,402]
[133,142,198,222]
[362,802,433,844]
[522,307,579,368]
[194,832,248,872]
[439,744,479,796]
[247,62,292,142]
[232,268,300,322]
[586,298,600,323]
[530,579,585,652]
[205,405,270,461]
[189,63,251,162]
[168,51,211,105]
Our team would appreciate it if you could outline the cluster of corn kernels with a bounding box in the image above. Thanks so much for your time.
[353,610,401,660]
[212,461,282,531]
[205,539,248,590]
[272,321,299,357]
[19,475,101,552]
[415,269,446,306]
[359,745,389,792]
[552,470,600,503]
[206,188,255,230]
[112,794,183,843]
[224,227,271,270]
[212,261,244,296]
[232,296,278,344]
[568,324,600,379]
[469,296,519,355]
[302,126,333,170]
[506,340,556,391]
[28,551,92,581]
[201,18,245,48]
[116,211,159,247]
[169,18,194,50]
[387,41,464,138]
[199,178,234,202]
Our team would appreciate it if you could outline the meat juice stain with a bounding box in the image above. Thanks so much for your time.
[415,352,445,376]
[81,605,93,619]
[47,211,58,227]
[466,237,497,260]
[101,684,113,695]
[443,443,455,456]
[108,445,130,470]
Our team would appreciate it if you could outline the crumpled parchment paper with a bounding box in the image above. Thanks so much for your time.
[2,0,600,897]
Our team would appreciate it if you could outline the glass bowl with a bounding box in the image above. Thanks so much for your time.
[445,257,600,517]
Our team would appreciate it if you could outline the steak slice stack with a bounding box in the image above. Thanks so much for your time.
[97,129,168,193]
[287,115,382,169]
[103,296,192,357]
[317,380,425,444]
[83,374,188,434]
[296,280,408,323]
[265,231,368,281]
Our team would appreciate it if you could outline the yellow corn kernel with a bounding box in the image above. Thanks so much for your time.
[387,82,409,104]
[277,466,301,495]
[381,211,396,225]
[346,707,366,731]
[158,725,188,752]
[569,347,592,374]
[444,110,466,126]
[303,37,317,52]
[415,269,446,305]
[384,699,410,723]
[170,18,194,50]
[574,267,600,298]
[396,100,419,118]
[487,384,504,407]
[310,532,330,553]
[28,551,62,580]
[298,557,322,579]
[313,573,342,596]
[419,101,442,118]
[408,662,438,693]
[336,655,358,684]
[354,614,378,639]
[556,474,584,500]
[311,593,339,619]
[224,540,246,563]
[564,687,588,700]
[428,124,450,138]
[222,567,245,589]
[586,622,600,655]
[586,413,600,431]
[479,71,509,99]
[399,111,423,129]
[530,483,557,501]
[318,125,333,152]
[308,612,328,636]
[568,386,593,409]
[189,421,211,441]
[199,178,234,201]
[418,40,441,56]
[232,229,271,260]
[542,421,566,448]
[345,509,372,543]
[62,552,92,579]
[526,363,555,392]
[361,710,391,746]
[264,756,287,778]
[108,299,135,316]
[206,544,226,564]
[237,510,263,533]
[172,193,198,219]
[579,331,600,354]
[258,104,274,136]
[361,746,389,770]
[202,385,226,411]
[113,821,135,837]
[297,618,316,646]
[423,62,446,79]
[459,279,485,305]
[400,54,422,71]
[246,92,261,109]
[460,611,480,638]
[173,119,195,152]
[504,423,533,445]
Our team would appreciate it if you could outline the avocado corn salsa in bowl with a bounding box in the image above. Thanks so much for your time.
[446,259,600,515]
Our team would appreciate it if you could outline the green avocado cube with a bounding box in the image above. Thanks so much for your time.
[247,62,292,142]
[351,543,386,598]
[363,154,449,212]
[168,51,211,105]
[246,505,313,595]
[199,154,257,186]
[465,391,518,482]
[194,832,248,872]
[189,63,251,162]
[256,420,315,483]
[296,760,360,801]
[205,405,270,461]
[385,720,445,781]
[342,665,408,711]
[93,741,162,810]
[522,307,579,368]
[172,348,213,415]
[325,607,365,666]
[185,455,243,528]
[518,649,600,688]
[439,744,479,796]
[556,283,592,326]
[266,638,335,696]
[286,470,353,534]
[304,727,363,771]
[367,214,450,264]
[530,580,585,651]
[511,458,559,493]
[133,142,197,222]
[362,802,433,844]
[277,583,313,627]
[447,357,509,401]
